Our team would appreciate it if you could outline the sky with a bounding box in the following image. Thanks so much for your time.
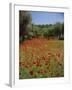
[30,11,64,25]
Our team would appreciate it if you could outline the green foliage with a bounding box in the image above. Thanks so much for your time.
[19,11,32,42]
[19,11,64,42]
[28,23,64,39]
[49,58,64,77]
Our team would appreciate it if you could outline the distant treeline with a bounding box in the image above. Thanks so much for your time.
[19,11,64,43]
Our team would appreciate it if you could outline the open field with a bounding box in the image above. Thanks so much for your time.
[19,38,64,79]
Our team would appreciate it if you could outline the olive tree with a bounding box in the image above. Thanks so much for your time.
[19,11,32,42]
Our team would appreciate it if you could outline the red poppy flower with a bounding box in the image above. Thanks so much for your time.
[29,70,34,75]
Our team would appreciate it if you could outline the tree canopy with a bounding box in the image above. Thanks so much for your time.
[19,11,64,43]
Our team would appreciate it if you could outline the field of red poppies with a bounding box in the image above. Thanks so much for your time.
[19,38,64,79]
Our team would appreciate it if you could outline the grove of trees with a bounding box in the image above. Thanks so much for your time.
[19,11,64,43]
